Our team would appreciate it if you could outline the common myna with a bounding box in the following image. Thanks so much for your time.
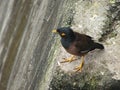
[52,27,104,72]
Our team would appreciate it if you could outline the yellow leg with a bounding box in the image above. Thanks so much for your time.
[60,55,76,63]
[74,55,85,72]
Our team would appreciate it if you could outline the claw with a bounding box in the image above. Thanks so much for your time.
[60,55,76,63]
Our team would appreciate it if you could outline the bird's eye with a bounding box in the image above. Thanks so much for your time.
[61,33,66,36]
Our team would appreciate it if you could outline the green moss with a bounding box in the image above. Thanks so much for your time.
[49,67,102,90]
[109,0,116,4]
[86,79,98,89]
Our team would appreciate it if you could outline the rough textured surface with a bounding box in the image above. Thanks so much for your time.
[49,67,120,90]
[49,0,120,90]
[0,0,67,90]
[0,0,120,90]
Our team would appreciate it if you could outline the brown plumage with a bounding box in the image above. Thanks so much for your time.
[52,27,104,72]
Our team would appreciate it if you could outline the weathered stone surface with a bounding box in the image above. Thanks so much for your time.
[49,1,120,90]
[0,0,120,90]
[0,0,67,90]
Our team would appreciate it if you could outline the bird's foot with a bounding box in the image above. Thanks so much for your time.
[74,63,83,72]
[60,55,76,63]
[74,56,84,72]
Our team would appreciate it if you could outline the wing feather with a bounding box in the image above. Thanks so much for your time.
[74,32,94,53]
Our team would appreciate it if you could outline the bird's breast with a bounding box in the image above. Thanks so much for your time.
[61,38,85,56]
[62,41,79,56]
[62,41,86,56]
[61,39,71,49]
[66,43,80,55]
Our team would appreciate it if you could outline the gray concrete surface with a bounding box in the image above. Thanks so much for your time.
[0,0,66,90]
[0,0,120,90]
[50,0,120,90]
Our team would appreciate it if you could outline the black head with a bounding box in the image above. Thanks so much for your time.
[52,27,76,49]
[56,27,75,39]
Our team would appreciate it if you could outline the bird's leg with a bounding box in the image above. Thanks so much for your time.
[60,55,76,63]
[74,55,85,72]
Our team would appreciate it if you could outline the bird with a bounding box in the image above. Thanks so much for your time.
[52,27,104,72]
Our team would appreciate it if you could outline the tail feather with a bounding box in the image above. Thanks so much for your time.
[94,43,104,49]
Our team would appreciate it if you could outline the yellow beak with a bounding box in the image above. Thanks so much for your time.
[52,29,57,33]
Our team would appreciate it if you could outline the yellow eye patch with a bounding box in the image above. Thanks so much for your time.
[61,33,66,36]
[52,29,57,33]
